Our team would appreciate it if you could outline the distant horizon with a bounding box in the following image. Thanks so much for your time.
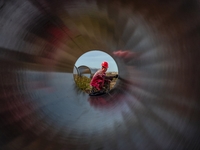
[75,50,118,72]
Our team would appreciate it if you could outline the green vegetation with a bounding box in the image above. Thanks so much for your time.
[74,73,118,93]
[74,75,91,93]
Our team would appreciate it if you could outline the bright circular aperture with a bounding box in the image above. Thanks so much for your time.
[73,50,119,93]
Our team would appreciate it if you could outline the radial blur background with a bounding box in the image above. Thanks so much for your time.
[0,0,200,150]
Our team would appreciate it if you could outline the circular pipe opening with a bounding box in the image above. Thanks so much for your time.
[73,50,119,94]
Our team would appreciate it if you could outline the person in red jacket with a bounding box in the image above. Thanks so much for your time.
[90,61,118,94]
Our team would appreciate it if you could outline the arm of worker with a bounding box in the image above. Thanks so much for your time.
[105,74,118,80]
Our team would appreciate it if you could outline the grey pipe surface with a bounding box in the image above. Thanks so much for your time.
[0,0,200,149]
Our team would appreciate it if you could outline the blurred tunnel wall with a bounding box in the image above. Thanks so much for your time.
[0,0,200,149]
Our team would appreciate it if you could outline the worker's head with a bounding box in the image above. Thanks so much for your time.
[101,61,108,73]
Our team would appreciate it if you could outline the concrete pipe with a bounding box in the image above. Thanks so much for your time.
[0,0,200,149]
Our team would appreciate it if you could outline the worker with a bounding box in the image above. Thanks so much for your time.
[90,61,118,94]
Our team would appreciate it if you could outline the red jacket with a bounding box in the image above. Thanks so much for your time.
[90,69,106,89]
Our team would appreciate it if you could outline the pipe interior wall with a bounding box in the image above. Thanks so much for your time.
[0,0,200,149]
